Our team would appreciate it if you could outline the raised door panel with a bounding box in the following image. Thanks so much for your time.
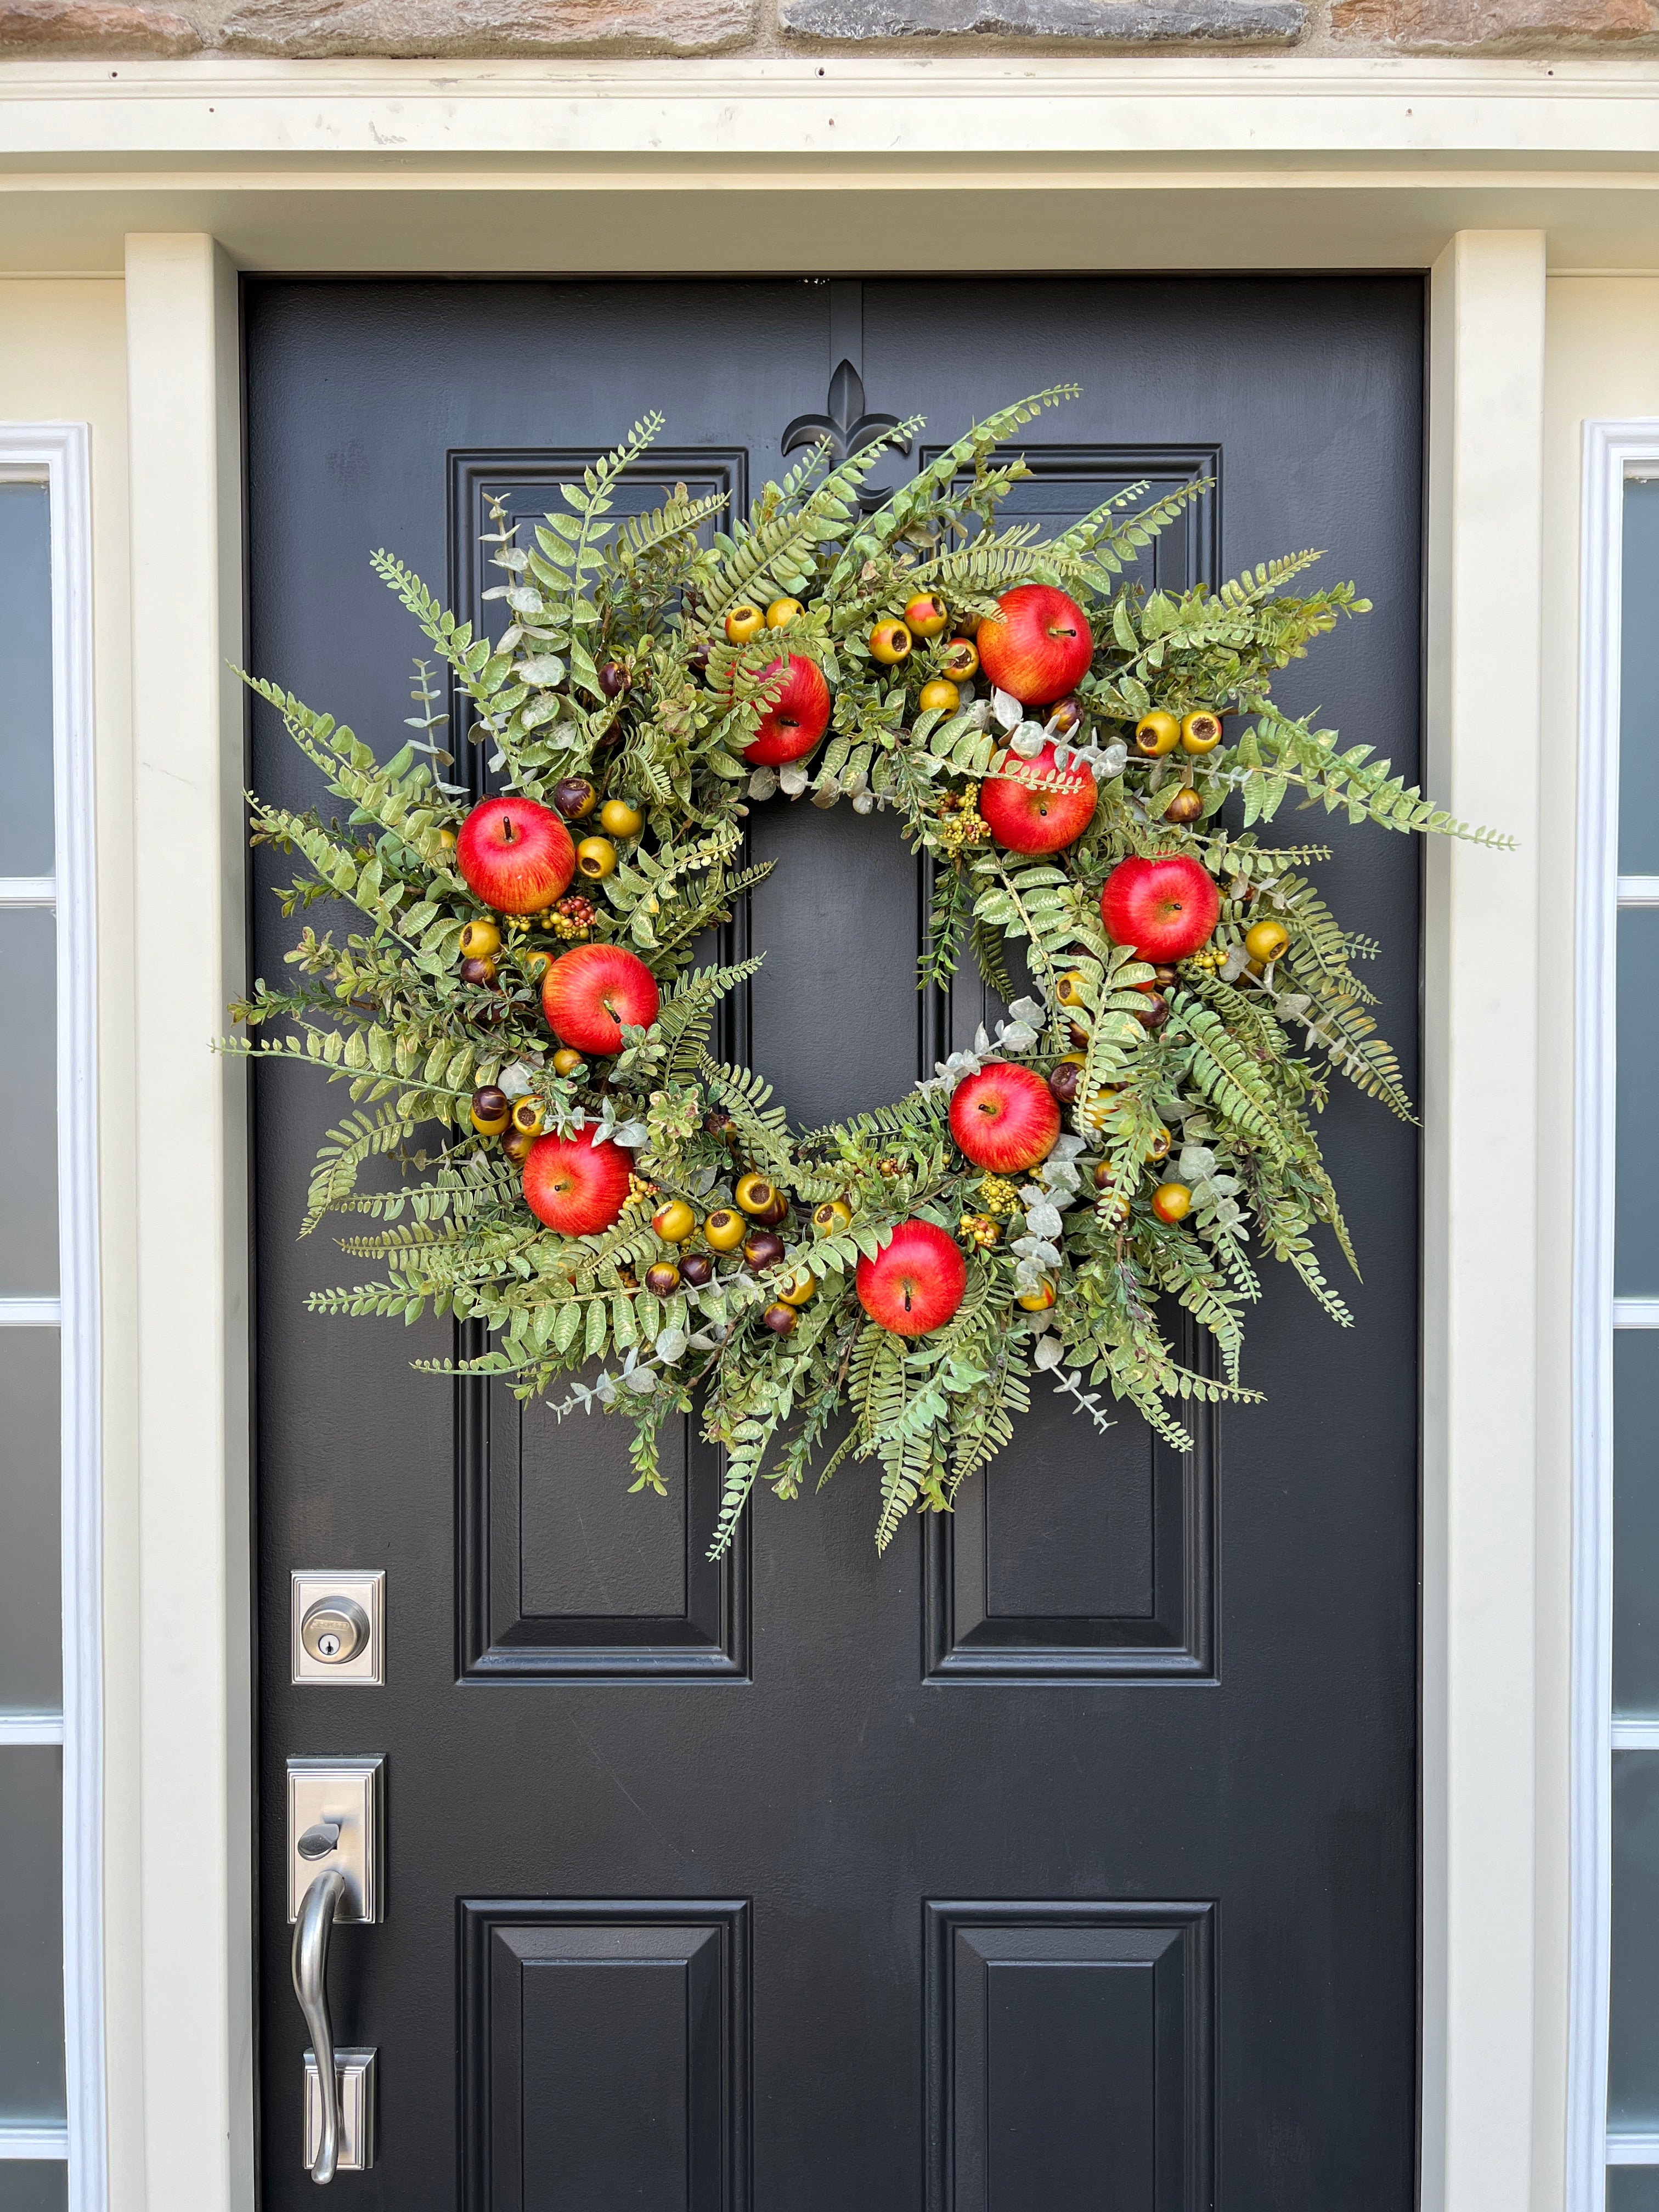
[460,1901,750,2212]
[927,1903,1213,2212]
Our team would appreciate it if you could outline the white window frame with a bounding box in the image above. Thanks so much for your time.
[1569,419,1659,2209]
[0,426,105,2209]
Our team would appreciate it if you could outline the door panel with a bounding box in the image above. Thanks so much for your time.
[249,276,1422,2210]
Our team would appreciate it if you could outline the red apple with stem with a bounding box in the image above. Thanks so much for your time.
[542,943,661,1055]
[976,585,1093,705]
[521,1125,634,1237]
[856,1219,968,1338]
[1100,854,1220,963]
[949,1063,1061,1173]
[980,742,1097,855]
[742,654,832,768]
[456,795,575,915]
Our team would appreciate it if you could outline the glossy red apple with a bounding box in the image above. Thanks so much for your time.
[1100,855,1220,963]
[456,795,575,915]
[949,1063,1061,1173]
[521,1125,634,1237]
[976,585,1093,705]
[541,943,661,1055]
[742,654,832,768]
[980,742,1097,855]
[856,1219,968,1338]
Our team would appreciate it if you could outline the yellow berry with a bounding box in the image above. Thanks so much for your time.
[778,1265,817,1306]
[459,918,501,959]
[510,1098,545,1138]
[652,1199,697,1244]
[576,837,617,881]
[869,620,912,665]
[1244,918,1290,964]
[813,1199,853,1237]
[1180,710,1223,754]
[600,799,644,839]
[703,1208,746,1252]
[552,1048,585,1077]
[766,597,805,630]
[1135,710,1181,758]
[919,679,960,715]
[725,603,764,645]
[1016,1280,1058,1312]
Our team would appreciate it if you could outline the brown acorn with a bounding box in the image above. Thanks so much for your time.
[689,642,712,678]
[552,776,597,821]
[761,1302,798,1336]
[1133,992,1170,1031]
[1046,693,1082,737]
[1049,1057,1085,1106]
[742,1229,786,1269]
[503,1126,536,1165]
[597,660,629,699]
[757,1192,790,1228]
[678,1252,715,1289]
[644,1262,681,1296]
[1153,965,1178,988]
[1165,785,1204,824]
[459,955,496,986]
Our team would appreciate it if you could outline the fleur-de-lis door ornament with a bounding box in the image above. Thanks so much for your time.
[782,355,913,511]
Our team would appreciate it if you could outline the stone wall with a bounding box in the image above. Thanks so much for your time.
[2,0,1651,71]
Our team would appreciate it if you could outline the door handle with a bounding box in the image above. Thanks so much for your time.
[292,1866,348,2184]
[286,1756,383,2180]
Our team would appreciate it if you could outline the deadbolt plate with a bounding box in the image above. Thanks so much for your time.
[304,2047,376,2174]
[290,1570,383,1685]
[286,1755,384,1924]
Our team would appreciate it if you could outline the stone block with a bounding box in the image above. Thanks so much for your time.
[0,0,200,48]
[1330,0,1654,40]
[217,0,753,50]
[782,0,1302,34]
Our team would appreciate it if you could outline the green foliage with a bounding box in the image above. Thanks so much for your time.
[227,386,1508,1561]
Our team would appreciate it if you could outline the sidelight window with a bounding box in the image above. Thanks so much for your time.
[0,433,103,2212]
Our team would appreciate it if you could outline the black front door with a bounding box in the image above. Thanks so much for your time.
[249,275,1423,2210]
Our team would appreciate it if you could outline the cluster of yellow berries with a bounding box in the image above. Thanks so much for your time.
[467,1082,549,1164]
[723,596,809,643]
[958,1213,1001,1250]
[935,791,990,856]
[978,1175,1022,1217]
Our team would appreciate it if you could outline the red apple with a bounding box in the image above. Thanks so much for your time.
[456,795,575,915]
[541,943,661,1055]
[742,654,832,768]
[976,585,1093,705]
[855,1219,968,1338]
[1100,854,1220,963]
[980,742,1097,855]
[521,1125,633,1237]
[949,1063,1061,1173]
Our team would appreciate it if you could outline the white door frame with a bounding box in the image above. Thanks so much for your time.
[0,66,1590,2207]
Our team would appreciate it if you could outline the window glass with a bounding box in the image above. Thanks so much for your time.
[1620,478,1659,877]
[0,2167,69,2212]
[0,1746,65,2124]
[0,481,54,879]
[1615,907,1659,1299]
[1611,2170,1659,2212]
[0,1330,60,1712]
[0,908,58,1296]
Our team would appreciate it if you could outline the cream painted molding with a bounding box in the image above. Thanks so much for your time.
[3,55,1659,164]
[1421,230,1547,2212]
[125,233,253,2212]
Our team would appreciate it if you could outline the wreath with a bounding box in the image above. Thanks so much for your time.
[230,387,1506,1557]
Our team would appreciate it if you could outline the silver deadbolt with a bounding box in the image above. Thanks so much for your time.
[291,1571,383,1685]
[301,1596,369,1666]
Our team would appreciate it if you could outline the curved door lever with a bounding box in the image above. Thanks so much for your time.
[292,1867,347,2184]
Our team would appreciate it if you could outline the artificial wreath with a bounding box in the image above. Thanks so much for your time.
[229,386,1507,1557]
